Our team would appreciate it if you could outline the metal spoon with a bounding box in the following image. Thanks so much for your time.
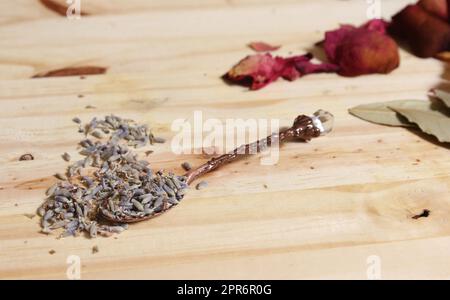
[99,110,334,223]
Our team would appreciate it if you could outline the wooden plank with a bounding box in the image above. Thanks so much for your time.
[0,0,449,279]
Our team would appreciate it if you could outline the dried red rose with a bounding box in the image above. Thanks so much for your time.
[321,19,400,77]
[224,54,285,90]
[248,41,281,52]
[224,53,338,90]
[418,0,449,21]
[390,2,450,58]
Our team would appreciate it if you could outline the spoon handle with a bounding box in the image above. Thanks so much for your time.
[185,113,328,184]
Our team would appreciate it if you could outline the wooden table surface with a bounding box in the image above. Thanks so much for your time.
[1,0,450,279]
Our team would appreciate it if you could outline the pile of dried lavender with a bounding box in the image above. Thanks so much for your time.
[38,115,188,238]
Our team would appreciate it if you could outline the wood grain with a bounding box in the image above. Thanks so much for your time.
[1,0,450,279]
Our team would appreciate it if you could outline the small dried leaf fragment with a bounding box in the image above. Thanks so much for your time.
[388,100,450,142]
[32,66,107,78]
[224,53,337,90]
[348,100,416,127]
[321,19,400,76]
[248,41,281,52]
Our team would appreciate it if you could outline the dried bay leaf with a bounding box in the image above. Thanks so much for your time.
[348,100,416,127]
[432,89,450,108]
[388,100,450,143]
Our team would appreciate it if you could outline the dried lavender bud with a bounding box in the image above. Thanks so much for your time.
[91,130,104,139]
[62,152,71,162]
[89,222,97,238]
[196,181,208,190]
[43,210,54,221]
[24,213,36,219]
[54,173,67,180]
[45,183,58,196]
[80,139,93,148]
[38,114,182,238]
[181,162,192,171]
[153,137,166,143]
[132,199,144,212]
[37,206,46,217]
[140,194,153,204]
[72,117,81,124]
[41,227,51,234]
[81,176,94,188]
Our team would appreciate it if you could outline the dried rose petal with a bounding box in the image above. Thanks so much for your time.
[334,30,399,77]
[322,25,355,63]
[224,53,337,90]
[391,4,450,58]
[224,54,286,90]
[281,54,338,81]
[361,19,390,34]
[322,19,399,77]
[248,41,281,52]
